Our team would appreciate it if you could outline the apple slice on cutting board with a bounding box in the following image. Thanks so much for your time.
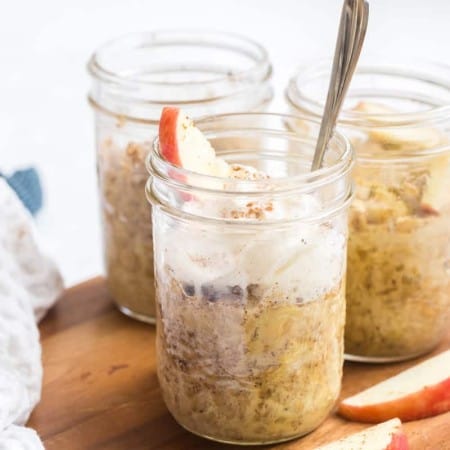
[315,418,408,450]
[158,106,230,177]
[339,350,450,423]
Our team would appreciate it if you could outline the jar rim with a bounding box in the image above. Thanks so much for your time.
[147,112,354,195]
[286,58,450,127]
[88,29,271,89]
[88,30,273,122]
[147,112,354,226]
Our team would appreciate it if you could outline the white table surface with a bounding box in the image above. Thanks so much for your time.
[1,0,449,286]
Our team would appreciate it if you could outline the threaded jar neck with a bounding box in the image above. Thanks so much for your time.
[88,30,273,123]
[147,112,354,226]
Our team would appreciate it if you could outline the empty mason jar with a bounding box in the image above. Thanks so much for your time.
[87,31,273,323]
[147,113,353,444]
[287,60,450,362]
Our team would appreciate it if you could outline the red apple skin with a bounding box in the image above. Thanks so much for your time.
[339,377,450,423]
[158,106,193,201]
[387,431,409,450]
[316,419,409,450]
[158,106,181,166]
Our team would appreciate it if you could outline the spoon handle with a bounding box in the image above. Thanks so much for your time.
[311,0,369,171]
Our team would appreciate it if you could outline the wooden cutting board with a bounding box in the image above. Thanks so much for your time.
[28,277,450,450]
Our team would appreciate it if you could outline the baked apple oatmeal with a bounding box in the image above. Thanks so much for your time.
[88,31,273,322]
[97,138,155,319]
[346,102,450,360]
[148,109,353,444]
[286,61,450,363]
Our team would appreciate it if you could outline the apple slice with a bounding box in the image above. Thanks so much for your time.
[158,106,230,177]
[339,350,450,423]
[315,419,408,450]
[419,154,450,214]
[370,126,442,151]
[352,101,443,151]
[353,101,396,116]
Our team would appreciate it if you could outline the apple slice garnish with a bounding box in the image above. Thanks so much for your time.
[158,106,230,177]
[419,154,450,215]
[352,101,442,151]
[338,350,450,423]
[315,418,408,450]
[353,101,397,116]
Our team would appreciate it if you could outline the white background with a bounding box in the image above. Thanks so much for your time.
[1,0,449,286]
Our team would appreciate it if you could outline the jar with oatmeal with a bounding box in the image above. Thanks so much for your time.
[147,113,353,444]
[287,60,450,362]
[87,31,273,322]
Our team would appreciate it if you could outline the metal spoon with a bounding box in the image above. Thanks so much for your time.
[311,0,369,171]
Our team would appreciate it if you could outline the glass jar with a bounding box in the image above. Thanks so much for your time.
[287,60,450,362]
[147,113,353,444]
[87,31,273,323]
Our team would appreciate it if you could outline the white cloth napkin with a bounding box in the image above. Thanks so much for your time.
[0,178,64,449]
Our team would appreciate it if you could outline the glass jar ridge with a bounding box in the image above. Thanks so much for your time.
[148,112,354,226]
[88,30,273,122]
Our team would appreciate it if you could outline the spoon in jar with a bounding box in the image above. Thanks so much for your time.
[311,0,369,171]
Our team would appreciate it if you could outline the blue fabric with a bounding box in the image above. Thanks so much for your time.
[0,168,43,216]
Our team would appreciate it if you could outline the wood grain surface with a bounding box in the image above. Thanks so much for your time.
[28,277,450,450]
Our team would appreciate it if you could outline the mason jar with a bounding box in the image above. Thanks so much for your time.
[147,113,353,444]
[87,31,273,323]
[287,60,450,362]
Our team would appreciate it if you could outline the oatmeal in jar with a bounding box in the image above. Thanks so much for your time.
[98,139,155,318]
[148,111,353,444]
[346,102,450,360]
[286,61,450,362]
[88,31,273,322]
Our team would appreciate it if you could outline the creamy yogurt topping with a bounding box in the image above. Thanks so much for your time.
[184,163,322,221]
[160,162,345,303]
